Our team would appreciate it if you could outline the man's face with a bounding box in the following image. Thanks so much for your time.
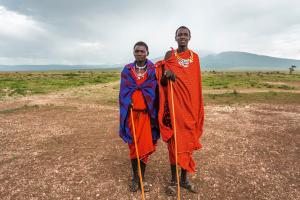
[134,45,148,62]
[175,28,191,47]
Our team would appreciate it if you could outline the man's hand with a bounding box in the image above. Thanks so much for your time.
[161,69,176,86]
[128,103,133,110]
[165,70,176,82]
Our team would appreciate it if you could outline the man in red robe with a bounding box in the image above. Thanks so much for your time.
[119,41,159,192]
[155,26,204,195]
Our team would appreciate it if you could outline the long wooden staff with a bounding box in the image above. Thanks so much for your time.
[130,107,145,200]
[170,81,181,200]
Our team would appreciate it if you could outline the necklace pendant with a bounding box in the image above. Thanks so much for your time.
[175,50,193,68]
[178,59,189,67]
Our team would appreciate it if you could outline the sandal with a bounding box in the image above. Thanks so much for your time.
[180,180,198,193]
[129,179,139,192]
[142,181,150,192]
[166,181,177,196]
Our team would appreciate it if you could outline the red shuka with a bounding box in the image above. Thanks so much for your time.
[128,69,156,163]
[156,49,204,172]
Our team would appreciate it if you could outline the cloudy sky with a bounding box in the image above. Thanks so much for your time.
[0,0,299,65]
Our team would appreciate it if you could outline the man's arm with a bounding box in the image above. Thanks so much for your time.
[161,51,176,86]
[164,50,172,60]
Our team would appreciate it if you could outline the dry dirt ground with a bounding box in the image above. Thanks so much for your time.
[0,82,299,200]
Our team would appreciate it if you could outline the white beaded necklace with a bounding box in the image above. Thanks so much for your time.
[136,64,147,69]
[134,64,147,80]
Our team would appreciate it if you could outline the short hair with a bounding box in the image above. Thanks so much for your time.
[175,26,191,37]
[133,41,149,52]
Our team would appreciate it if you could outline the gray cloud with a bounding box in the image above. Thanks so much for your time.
[0,0,299,65]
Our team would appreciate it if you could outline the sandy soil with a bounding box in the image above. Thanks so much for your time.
[0,82,299,200]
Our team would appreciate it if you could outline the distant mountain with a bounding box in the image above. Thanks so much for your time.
[201,51,300,71]
[0,51,299,72]
[151,51,299,71]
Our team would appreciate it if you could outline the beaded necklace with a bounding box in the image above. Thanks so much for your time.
[174,50,193,68]
[134,64,147,80]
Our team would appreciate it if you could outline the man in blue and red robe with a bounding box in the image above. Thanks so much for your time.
[119,41,159,192]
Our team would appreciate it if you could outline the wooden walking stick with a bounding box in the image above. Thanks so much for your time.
[170,81,181,200]
[130,107,145,200]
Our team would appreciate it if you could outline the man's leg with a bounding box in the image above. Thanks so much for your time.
[170,164,177,183]
[140,160,150,192]
[131,158,152,192]
[167,137,198,194]
[130,158,139,192]
[180,167,198,193]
